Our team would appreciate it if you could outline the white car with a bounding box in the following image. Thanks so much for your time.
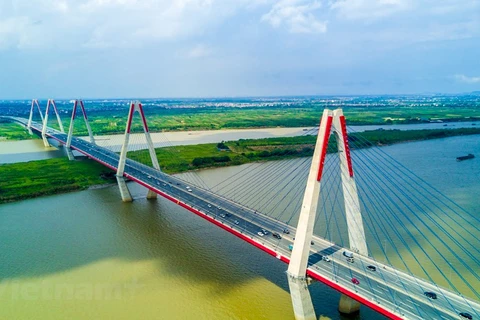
[257,231,264,237]
[322,256,331,262]
[207,204,212,208]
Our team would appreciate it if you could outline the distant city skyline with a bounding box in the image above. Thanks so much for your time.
[0,0,479,99]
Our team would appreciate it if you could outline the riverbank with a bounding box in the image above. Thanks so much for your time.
[0,158,116,203]
[1,128,479,204]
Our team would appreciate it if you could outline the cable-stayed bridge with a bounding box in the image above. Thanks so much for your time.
[3,99,479,320]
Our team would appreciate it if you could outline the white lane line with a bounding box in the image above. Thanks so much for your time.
[399,301,415,310]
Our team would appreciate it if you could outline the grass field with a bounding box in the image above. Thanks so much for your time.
[0,158,116,203]
[76,106,480,135]
[0,122,37,141]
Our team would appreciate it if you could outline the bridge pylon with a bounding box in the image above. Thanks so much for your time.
[41,99,65,147]
[286,108,368,318]
[116,101,161,202]
[66,100,95,160]
[27,99,44,134]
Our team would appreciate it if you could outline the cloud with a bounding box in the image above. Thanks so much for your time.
[187,44,213,58]
[331,0,412,20]
[0,0,270,50]
[0,17,34,49]
[262,0,327,34]
[455,74,480,84]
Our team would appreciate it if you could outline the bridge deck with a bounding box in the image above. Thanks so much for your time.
[9,117,479,320]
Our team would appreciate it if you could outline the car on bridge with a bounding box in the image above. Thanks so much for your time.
[322,256,331,262]
[459,312,473,319]
[366,265,377,272]
[424,291,437,300]
[257,231,265,237]
[272,232,281,239]
[351,278,360,285]
[261,229,269,235]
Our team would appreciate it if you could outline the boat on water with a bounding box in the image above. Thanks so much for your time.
[456,154,475,161]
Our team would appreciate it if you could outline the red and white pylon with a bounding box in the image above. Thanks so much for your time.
[116,101,161,202]
[66,99,95,148]
[27,99,44,133]
[41,99,65,147]
[287,108,367,319]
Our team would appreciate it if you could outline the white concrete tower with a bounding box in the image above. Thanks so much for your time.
[332,109,367,314]
[286,108,368,319]
[66,100,95,160]
[27,99,44,134]
[116,101,161,202]
[41,99,65,147]
[332,109,368,255]
[287,109,333,320]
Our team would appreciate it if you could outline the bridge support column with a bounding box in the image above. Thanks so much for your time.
[116,101,161,201]
[66,149,75,161]
[287,275,316,320]
[41,99,65,147]
[332,109,368,256]
[332,109,367,314]
[338,294,361,314]
[116,175,133,202]
[286,109,332,320]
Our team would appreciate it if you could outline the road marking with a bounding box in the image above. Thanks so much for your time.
[399,301,415,310]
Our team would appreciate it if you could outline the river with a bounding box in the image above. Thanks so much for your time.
[0,136,478,320]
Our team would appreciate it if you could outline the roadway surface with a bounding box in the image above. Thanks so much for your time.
[7,117,480,320]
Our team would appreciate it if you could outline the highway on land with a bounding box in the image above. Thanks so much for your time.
[8,117,480,320]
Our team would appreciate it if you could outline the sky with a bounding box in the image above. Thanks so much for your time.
[0,0,479,99]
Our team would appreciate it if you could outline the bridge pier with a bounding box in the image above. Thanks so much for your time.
[338,294,361,314]
[66,148,75,161]
[287,274,317,320]
[116,175,133,202]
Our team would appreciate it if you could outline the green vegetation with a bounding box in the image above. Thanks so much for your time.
[1,127,479,203]
[0,158,116,203]
[3,103,479,141]
[0,122,37,141]
[70,106,480,136]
